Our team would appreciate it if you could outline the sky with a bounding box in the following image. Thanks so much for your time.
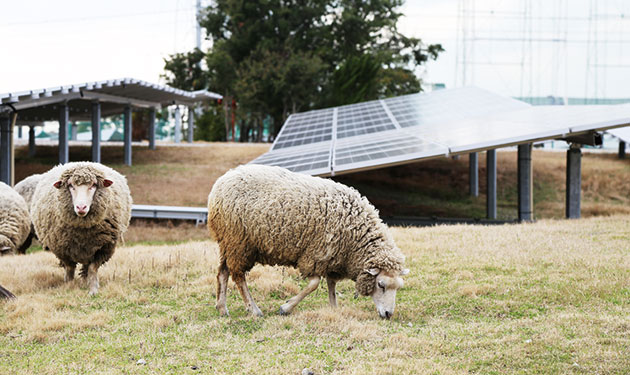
[2,0,630,99]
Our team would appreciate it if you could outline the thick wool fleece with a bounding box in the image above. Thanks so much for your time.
[14,173,42,211]
[0,182,31,253]
[207,164,405,296]
[31,162,132,272]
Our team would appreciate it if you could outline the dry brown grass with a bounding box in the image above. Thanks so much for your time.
[15,142,270,206]
[14,144,630,221]
[1,215,629,374]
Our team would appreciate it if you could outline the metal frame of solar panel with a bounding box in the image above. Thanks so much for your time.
[255,87,630,177]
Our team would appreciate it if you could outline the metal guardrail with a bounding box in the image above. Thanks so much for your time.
[131,204,517,228]
[131,204,208,226]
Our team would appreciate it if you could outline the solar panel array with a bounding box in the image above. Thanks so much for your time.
[251,87,630,176]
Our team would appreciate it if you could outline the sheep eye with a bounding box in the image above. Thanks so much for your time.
[91,184,97,189]
[378,280,386,291]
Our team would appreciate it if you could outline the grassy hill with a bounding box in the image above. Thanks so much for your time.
[0,215,628,374]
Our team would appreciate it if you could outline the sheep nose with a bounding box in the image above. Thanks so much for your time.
[385,311,392,319]
[76,204,87,213]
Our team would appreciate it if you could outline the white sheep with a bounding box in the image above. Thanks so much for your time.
[208,164,408,319]
[0,181,31,256]
[31,162,132,295]
[13,173,43,253]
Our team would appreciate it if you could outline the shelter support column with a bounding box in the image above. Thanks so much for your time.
[486,149,497,219]
[187,106,194,143]
[28,125,36,157]
[71,122,78,141]
[174,106,182,143]
[619,141,626,159]
[148,108,156,150]
[124,105,132,166]
[0,115,13,185]
[517,143,533,221]
[566,145,581,219]
[469,152,478,197]
[91,101,101,163]
[59,103,69,164]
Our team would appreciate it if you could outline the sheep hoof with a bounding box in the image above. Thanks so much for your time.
[252,310,264,318]
[216,306,229,316]
[277,307,291,316]
[88,290,98,297]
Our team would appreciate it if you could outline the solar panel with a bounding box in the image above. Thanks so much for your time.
[271,108,333,150]
[336,100,397,139]
[608,126,630,143]
[254,87,630,177]
[333,130,448,174]
[251,141,331,175]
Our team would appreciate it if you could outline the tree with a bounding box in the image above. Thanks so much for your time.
[163,0,443,141]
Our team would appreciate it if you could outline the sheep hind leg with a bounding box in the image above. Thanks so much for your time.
[216,260,230,316]
[86,263,100,296]
[279,276,321,315]
[327,278,337,308]
[233,274,263,317]
[63,262,76,282]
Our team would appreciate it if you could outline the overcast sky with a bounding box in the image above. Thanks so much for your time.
[2,0,630,99]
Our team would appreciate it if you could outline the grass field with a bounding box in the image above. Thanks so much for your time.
[1,215,629,374]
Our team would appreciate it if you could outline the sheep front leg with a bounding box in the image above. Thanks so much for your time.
[279,276,321,315]
[327,278,337,308]
[86,263,100,296]
[233,273,263,317]
[216,261,230,316]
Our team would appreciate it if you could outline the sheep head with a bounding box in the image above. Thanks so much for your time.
[0,235,14,256]
[53,166,113,218]
[358,267,409,320]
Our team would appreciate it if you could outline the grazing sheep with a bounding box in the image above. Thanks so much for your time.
[0,181,31,256]
[208,164,409,319]
[14,173,43,253]
[31,162,132,295]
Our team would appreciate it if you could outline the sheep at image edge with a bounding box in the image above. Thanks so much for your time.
[13,173,43,253]
[208,164,409,319]
[31,162,132,295]
[0,181,31,256]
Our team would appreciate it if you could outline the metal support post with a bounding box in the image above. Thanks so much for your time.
[486,149,497,219]
[619,141,626,159]
[28,126,36,157]
[91,101,101,163]
[148,108,156,150]
[517,143,533,221]
[0,116,12,185]
[70,122,78,141]
[58,103,69,164]
[124,105,132,166]
[566,145,582,219]
[469,152,478,197]
[174,106,182,143]
[187,106,194,143]
[17,125,22,139]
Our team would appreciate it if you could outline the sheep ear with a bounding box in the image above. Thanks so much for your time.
[366,268,380,276]
[102,179,113,188]
[53,181,63,189]
[400,269,410,276]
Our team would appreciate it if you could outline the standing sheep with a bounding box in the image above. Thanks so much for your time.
[13,173,43,253]
[0,181,31,256]
[14,173,42,210]
[208,164,409,319]
[31,162,132,295]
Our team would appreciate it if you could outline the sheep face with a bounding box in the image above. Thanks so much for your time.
[53,176,113,217]
[367,268,409,319]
